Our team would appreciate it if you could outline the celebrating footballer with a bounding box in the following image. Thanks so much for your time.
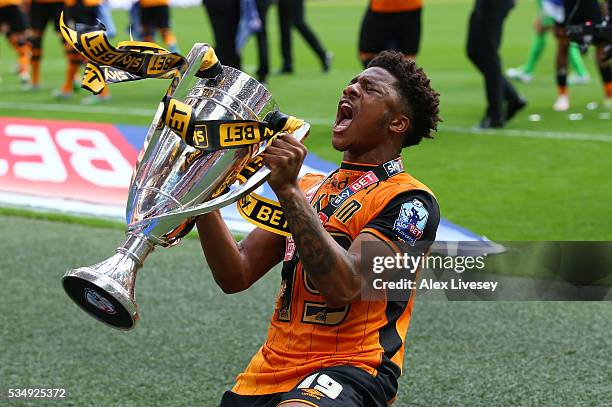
[197,50,441,407]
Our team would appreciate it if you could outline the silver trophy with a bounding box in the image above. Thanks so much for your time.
[62,44,309,330]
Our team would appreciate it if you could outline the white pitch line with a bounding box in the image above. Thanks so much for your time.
[0,100,610,143]
[444,125,612,143]
[0,84,54,92]
[0,100,155,116]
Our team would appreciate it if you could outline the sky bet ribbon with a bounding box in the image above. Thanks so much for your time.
[59,12,185,94]
[160,97,304,151]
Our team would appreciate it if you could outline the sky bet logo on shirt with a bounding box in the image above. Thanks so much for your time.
[330,188,352,207]
[330,171,379,207]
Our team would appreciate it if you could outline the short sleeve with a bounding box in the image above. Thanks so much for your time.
[363,190,440,254]
[298,173,326,194]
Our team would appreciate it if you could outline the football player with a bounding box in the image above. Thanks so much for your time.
[196,51,441,406]
[28,0,65,90]
[57,0,111,103]
[506,0,590,85]
[139,0,178,52]
[359,0,423,67]
[0,0,30,84]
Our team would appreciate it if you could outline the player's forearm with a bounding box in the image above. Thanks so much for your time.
[195,211,251,293]
[277,186,361,307]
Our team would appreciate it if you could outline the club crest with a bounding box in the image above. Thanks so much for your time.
[393,199,429,245]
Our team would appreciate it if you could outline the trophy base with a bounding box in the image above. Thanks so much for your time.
[63,268,138,330]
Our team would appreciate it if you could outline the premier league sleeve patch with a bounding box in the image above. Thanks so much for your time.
[393,199,429,245]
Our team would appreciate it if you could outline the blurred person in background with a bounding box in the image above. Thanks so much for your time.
[235,0,270,83]
[140,0,178,52]
[98,0,116,38]
[128,1,142,39]
[57,0,111,104]
[254,0,271,84]
[0,0,30,85]
[553,0,612,111]
[466,0,527,128]
[203,0,241,69]
[506,0,590,85]
[359,0,423,68]
[236,0,261,54]
[277,0,331,74]
[27,0,65,91]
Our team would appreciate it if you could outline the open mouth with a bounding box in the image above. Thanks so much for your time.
[333,101,354,133]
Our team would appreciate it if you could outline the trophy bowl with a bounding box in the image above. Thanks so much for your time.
[62,43,309,330]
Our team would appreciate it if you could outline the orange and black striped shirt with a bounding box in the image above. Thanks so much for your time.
[64,0,101,7]
[370,0,422,13]
[0,0,21,7]
[232,160,440,402]
[140,0,169,8]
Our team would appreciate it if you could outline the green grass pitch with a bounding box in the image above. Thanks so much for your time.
[1,216,611,406]
[1,0,611,405]
[0,0,611,240]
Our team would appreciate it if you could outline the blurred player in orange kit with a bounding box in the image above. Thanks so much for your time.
[139,0,178,52]
[197,51,441,406]
[359,0,423,67]
[0,0,30,84]
[56,0,111,103]
[27,0,67,90]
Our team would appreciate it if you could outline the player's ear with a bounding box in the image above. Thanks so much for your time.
[389,114,410,137]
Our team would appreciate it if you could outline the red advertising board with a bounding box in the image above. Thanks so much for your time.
[0,117,138,206]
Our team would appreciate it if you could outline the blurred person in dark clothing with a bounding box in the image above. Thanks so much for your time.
[203,0,241,69]
[28,0,65,90]
[277,0,331,73]
[254,0,271,83]
[466,0,526,128]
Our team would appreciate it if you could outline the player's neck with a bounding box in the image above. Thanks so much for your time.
[342,148,400,166]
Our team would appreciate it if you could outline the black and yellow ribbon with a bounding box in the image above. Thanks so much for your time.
[196,46,224,79]
[59,12,185,94]
[159,97,303,235]
[60,13,226,95]
[234,155,291,236]
[59,12,304,237]
[160,97,304,151]
[237,192,291,236]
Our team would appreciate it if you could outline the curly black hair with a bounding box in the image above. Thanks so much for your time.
[368,51,441,148]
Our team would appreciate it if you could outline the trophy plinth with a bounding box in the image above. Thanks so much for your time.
[62,234,153,330]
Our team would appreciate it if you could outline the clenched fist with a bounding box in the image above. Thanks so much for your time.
[262,134,308,198]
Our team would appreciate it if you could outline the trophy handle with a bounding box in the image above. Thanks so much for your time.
[141,122,310,224]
